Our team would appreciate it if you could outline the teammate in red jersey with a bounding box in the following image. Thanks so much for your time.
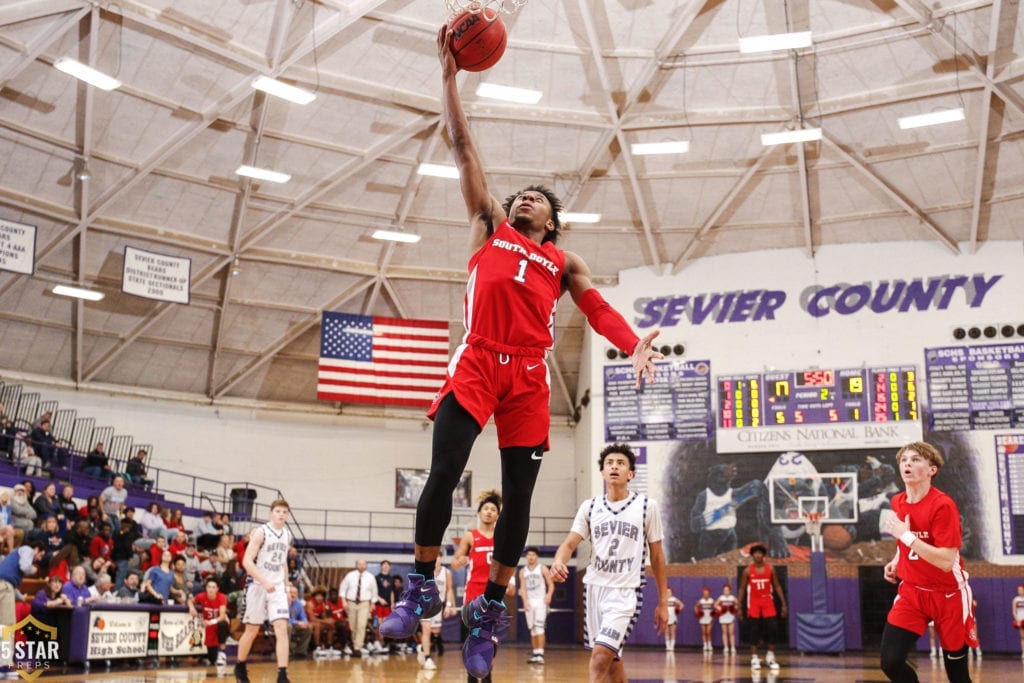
[881,441,976,683]
[381,20,663,682]
[190,578,229,666]
[738,543,787,672]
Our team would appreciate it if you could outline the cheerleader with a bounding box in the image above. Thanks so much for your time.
[1013,583,1024,660]
[715,583,738,655]
[695,586,716,653]
[664,587,684,651]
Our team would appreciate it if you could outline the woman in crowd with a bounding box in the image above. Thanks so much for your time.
[140,549,175,604]
[32,483,62,525]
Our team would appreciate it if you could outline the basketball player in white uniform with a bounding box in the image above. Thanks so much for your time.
[235,499,293,683]
[519,546,554,664]
[418,554,455,671]
[552,444,668,682]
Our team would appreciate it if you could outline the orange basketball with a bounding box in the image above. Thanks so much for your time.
[449,10,508,72]
[822,524,853,552]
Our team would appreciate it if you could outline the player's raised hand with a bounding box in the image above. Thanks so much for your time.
[632,329,664,389]
[437,23,458,76]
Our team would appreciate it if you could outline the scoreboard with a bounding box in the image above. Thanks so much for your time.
[716,365,922,453]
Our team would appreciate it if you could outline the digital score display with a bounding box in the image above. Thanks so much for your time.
[717,365,922,453]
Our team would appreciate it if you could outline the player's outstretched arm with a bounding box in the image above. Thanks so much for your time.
[437,23,505,251]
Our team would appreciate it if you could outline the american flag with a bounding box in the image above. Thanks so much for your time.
[317,311,450,408]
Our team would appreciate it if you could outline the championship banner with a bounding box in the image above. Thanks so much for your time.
[86,610,149,659]
[0,218,36,275]
[122,246,191,303]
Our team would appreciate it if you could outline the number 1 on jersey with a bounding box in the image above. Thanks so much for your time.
[514,259,528,283]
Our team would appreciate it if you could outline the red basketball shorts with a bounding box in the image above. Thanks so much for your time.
[887,581,978,651]
[427,343,551,449]
[746,600,777,619]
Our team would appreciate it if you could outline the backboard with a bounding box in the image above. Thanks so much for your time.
[767,471,858,525]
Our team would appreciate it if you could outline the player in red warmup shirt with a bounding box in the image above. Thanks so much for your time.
[738,544,787,672]
[380,18,663,683]
[190,578,229,666]
[881,441,977,683]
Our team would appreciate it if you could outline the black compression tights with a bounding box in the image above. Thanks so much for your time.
[880,623,971,683]
[414,394,545,568]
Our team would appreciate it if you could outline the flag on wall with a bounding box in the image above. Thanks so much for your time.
[317,311,450,408]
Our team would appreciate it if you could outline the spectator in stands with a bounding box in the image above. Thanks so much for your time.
[32,482,62,525]
[47,545,77,582]
[288,585,313,657]
[57,485,77,532]
[218,512,234,539]
[215,534,237,568]
[170,555,191,604]
[121,506,140,534]
[14,440,43,477]
[99,476,128,520]
[116,571,140,602]
[89,521,114,561]
[112,516,141,590]
[139,502,175,542]
[182,540,202,593]
[83,554,113,587]
[218,558,242,595]
[0,539,46,674]
[90,574,117,603]
[83,442,113,483]
[65,518,93,561]
[37,515,65,562]
[169,530,188,557]
[166,508,185,533]
[29,418,60,469]
[305,586,338,656]
[191,578,230,666]
[141,549,174,604]
[0,403,12,456]
[32,411,52,430]
[127,540,149,576]
[148,535,169,569]
[62,565,95,606]
[9,483,37,534]
[32,575,73,624]
[125,449,154,490]
[79,495,100,520]
[0,489,16,553]
[327,588,352,654]
[195,511,222,551]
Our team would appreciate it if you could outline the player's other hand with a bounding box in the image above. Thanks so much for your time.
[550,562,569,583]
[654,604,668,635]
[632,329,664,390]
[883,558,899,584]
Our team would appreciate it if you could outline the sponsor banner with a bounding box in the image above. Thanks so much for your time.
[715,420,922,454]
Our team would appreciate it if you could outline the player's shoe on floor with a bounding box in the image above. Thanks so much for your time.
[380,573,442,638]
[751,655,761,671]
[233,662,249,683]
[461,596,509,679]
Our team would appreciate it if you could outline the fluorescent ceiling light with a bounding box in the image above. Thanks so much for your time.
[475,83,543,104]
[53,57,121,91]
[417,163,460,179]
[559,212,602,224]
[761,128,822,146]
[252,75,316,105]
[372,229,421,243]
[631,141,690,155]
[739,31,813,54]
[897,108,965,130]
[53,284,104,301]
[235,164,291,184]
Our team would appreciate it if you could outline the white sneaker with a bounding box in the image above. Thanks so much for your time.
[930,648,938,657]
[417,645,426,666]
[751,655,761,671]
[423,657,437,670]
[359,647,370,656]
[215,651,227,666]
[769,659,780,671]
[343,646,352,656]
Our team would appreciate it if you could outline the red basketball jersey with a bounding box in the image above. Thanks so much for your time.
[463,220,566,354]
[892,486,968,592]
[194,591,226,647]
[746,563,776,608]
[465,528,495,604]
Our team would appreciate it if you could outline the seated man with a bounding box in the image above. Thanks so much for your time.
[124,449,155,490]
[305,586,337,656]
[288,585,313,657]
[83,442,114,483]
[61,566,95,606]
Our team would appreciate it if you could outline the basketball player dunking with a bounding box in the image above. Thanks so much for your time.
[235,499,293,683]
[380,19,663,683]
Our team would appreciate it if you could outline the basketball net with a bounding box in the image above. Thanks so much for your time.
[804,512,824,553]
[445,0,528,20]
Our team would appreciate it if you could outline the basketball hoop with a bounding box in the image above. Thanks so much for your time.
[445,0,528,20]
[804,512,824,553]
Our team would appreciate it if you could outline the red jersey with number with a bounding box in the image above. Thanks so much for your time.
[746,563,776,609]
[194,592,227,647]
[465,528,495,604]
[892,486,968,592]
[462,220,565,355]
